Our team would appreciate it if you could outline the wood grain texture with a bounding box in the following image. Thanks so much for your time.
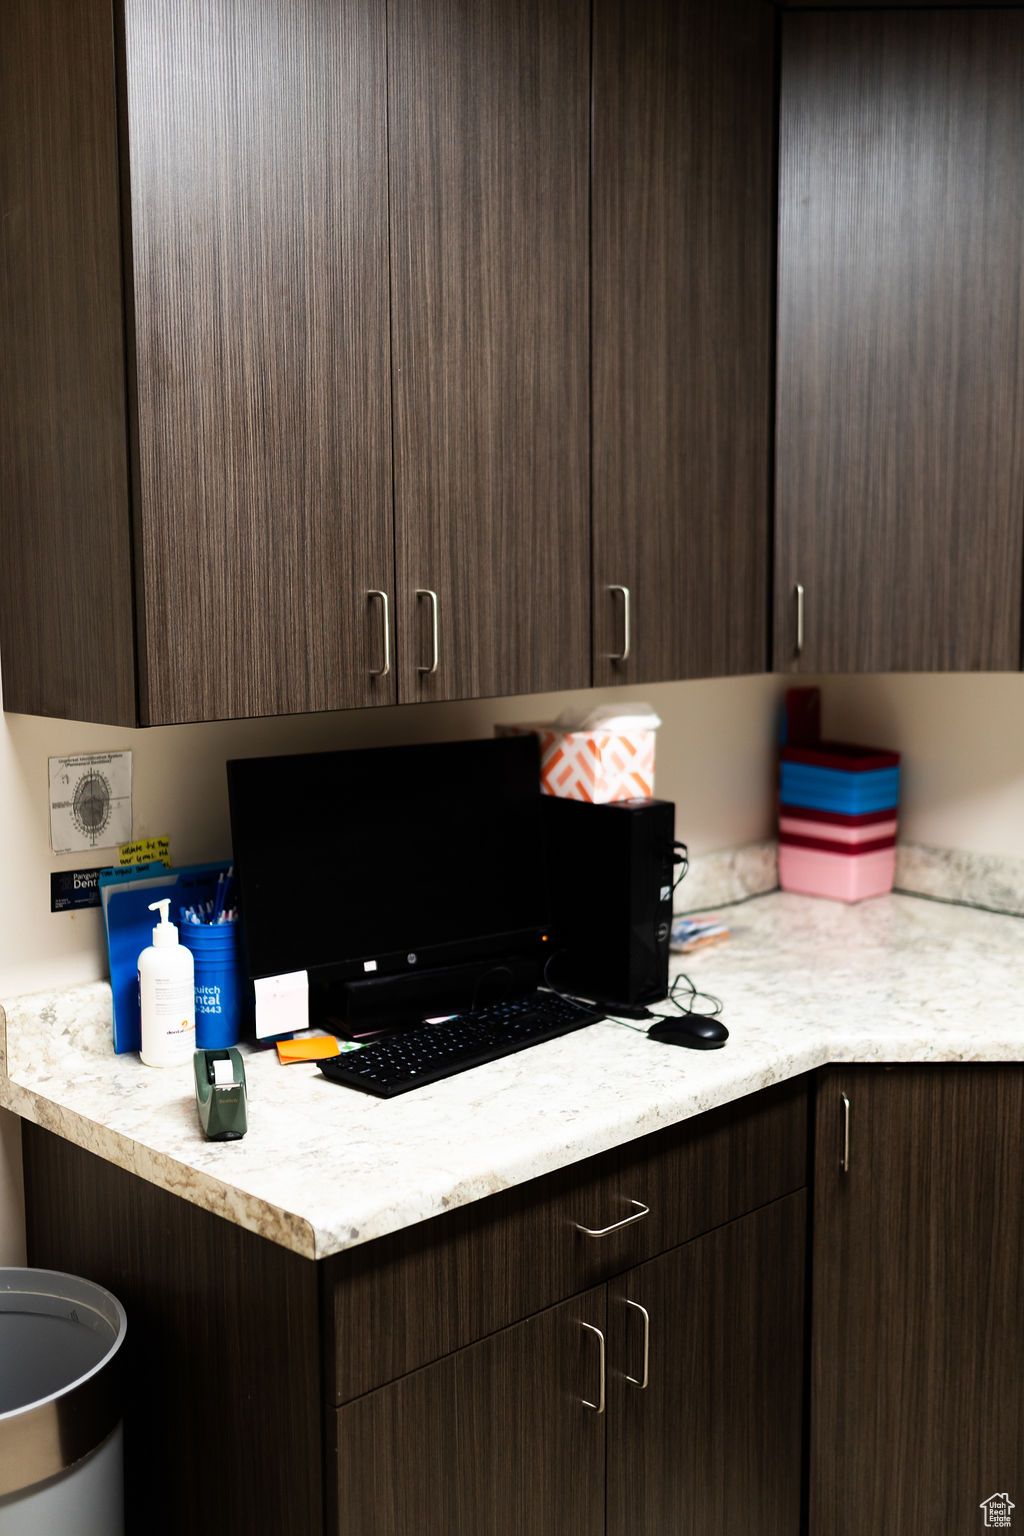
[328,1289,606,1536]
[388,0,591,703]
[776,10,1024,672]
[811,1067,1024,1536]
[22,1124,322,1536]
[782,1,1004,8]
[607,1192,807,1536]
[0,0,136,724]
[322,1077,807,1404]
[122,0,394,723]
[591,0,774,687]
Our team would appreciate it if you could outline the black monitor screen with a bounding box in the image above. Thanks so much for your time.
[226,735,545,983]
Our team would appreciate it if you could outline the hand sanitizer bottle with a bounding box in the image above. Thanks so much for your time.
[139,899,196,1067]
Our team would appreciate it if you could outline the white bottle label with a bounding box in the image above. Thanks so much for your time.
[153,977,195,1035]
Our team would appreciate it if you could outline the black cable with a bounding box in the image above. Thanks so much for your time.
[644,971,724,1024]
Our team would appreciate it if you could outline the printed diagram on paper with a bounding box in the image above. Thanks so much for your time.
[49,751,133,854]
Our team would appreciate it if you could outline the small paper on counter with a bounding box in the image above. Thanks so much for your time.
[253,970,308,1040]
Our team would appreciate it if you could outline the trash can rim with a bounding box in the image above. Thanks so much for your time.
[0,1267,126,1498]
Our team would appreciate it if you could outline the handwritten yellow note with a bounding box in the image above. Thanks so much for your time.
[118,835,172,869]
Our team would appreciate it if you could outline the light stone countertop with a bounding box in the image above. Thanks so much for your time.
[2,889,1022,1261]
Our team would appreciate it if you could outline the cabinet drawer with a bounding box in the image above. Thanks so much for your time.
[322,1077,807,1404]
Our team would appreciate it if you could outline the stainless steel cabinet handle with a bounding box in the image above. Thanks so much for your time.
[368,590,390,677]
[416,589,440,675]
[794,582,805,657]
[624,1299,650,1390]
[608,584,631,663]
[580,1322,606,1414]
[574,1199,650,1238]
[840,1092,851,1174]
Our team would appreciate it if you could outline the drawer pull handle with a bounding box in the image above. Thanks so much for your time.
[624,1299,650,1389]
[416,588,440,675]
[575,1199,650,1238]
[368,590,391,677]
[840,1092,851,1174]
[794,581,805,657]
[608,584,631,663]
[580,1322,606,1414]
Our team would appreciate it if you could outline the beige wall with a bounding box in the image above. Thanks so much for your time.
[812,674,1024,858]
[0,674,788,999]
[3,667,1024,1263]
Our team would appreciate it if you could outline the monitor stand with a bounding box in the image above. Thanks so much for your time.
[308,953,542,1037]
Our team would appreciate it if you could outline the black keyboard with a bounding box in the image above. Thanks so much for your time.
[317,991,605,1097]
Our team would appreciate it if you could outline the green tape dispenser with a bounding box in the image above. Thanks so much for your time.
[193,1048,248,1141]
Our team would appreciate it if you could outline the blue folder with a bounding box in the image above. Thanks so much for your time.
[100,861,228,1054]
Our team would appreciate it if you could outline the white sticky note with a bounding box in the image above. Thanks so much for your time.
[253,971,308,1041]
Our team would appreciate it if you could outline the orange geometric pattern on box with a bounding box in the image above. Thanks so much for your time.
[496,725,655,802]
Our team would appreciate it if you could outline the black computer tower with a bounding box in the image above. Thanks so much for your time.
[541,796,675,1008]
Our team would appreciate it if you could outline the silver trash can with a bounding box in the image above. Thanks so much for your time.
[0,1268,126,1536]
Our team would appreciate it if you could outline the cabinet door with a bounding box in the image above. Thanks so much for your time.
[0,0,136,725]
[123,0,395,723]
[328,1290,606,1536]
[388,0,590,703]
[812,1068,1024,1536]
[606,1191,806,1536]
[776,10,1024,672]
[23,1125,322,1536]
[591,0,774,687]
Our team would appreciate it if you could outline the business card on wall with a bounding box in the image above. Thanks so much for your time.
[50,868,103,912]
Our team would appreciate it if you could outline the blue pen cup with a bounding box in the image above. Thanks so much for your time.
[180,921,244,1049]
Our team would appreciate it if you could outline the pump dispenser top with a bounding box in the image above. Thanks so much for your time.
[148,899,179,948]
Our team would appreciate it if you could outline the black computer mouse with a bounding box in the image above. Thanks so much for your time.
[646,1014,729,1049]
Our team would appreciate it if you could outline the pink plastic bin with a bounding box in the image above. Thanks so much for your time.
[779,813,898,846]
[778,842,896,903]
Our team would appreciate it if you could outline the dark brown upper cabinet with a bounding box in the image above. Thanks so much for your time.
[1,0,395,726]
[1,0,590,725]
[387,0,591,704]
[591,0,775,689]
[775,9,1024,674]
[124,0,395,724]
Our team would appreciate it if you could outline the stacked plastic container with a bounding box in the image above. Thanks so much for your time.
[779,690,900,902]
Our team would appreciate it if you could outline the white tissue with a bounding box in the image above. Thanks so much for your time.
[553,702,661,732]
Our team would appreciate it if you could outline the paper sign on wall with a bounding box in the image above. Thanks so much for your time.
[49,751,132,854]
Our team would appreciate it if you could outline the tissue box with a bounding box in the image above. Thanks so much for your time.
[496,723,655,802]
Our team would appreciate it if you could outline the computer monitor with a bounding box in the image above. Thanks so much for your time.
[226,735,547,1030]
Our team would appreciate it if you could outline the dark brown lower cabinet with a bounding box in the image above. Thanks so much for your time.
[21,1082,808,1536]
[329,1193,807,1536]
[607,1192,806,1536]
[812,1067,1024,1536]
[329,1290,607,1536]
